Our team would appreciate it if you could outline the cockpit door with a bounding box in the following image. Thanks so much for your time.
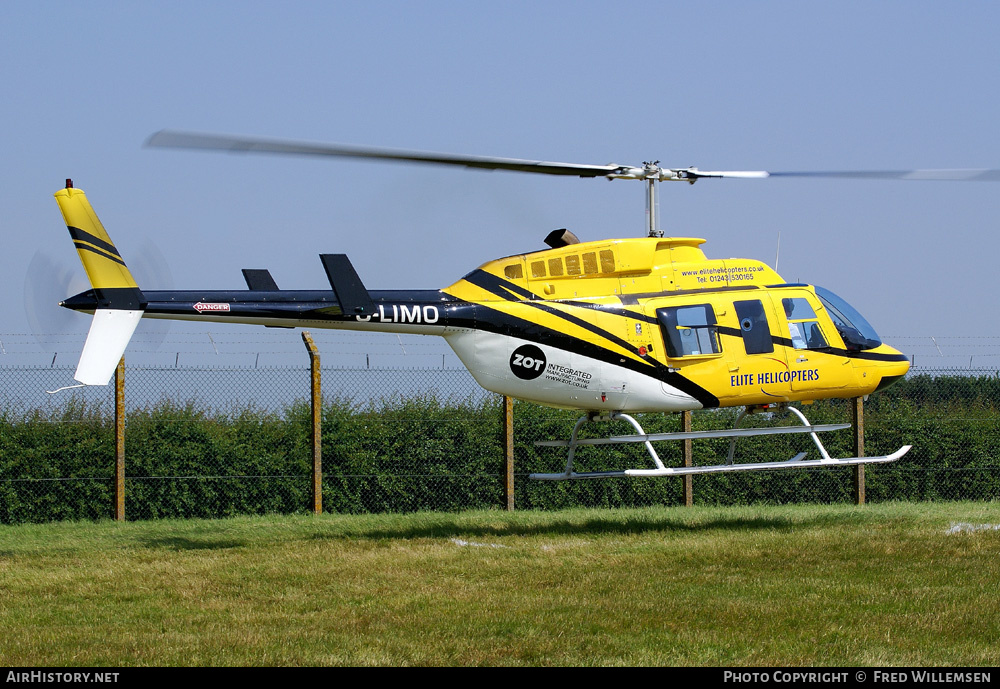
[775,289,858,393]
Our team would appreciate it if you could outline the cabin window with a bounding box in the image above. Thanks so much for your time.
[782,297,828,350]
[565,255,581,275]
[504,264,523,280]
[656,304,722,358]
[548,258,564,276]
[600,250,615,274]
[734,300,774,354]
[582,252,598,274]
[530,260,546,279]
[814,286,882,351]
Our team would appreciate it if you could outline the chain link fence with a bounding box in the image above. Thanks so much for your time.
[1,362,998,524]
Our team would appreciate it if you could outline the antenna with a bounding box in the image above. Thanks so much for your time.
[774,231,781,272]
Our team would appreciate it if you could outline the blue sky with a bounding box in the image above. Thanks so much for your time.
[2,2,999,367]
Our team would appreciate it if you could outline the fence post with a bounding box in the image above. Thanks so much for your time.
[503,395,515,511]
[681,410,693,506]
[301,332,323,515]
[114,356,125,522]
[852,396,865,505]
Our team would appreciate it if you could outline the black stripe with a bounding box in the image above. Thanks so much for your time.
[836,350,909,362]
[524,301,640,357]
[461,270,641,353]
[552,300,656,324]
[769,334,909,361]
[461,269,541,301]
[73,241,128,267]
[464,270,642,326]
[68,226,122,258]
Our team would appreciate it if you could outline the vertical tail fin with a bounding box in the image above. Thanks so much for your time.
[55,184,143,308]
[54,183,145,386]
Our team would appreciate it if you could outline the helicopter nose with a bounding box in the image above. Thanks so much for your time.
[872,347,910,392]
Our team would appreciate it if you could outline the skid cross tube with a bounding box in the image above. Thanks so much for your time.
[557,412,666,478]
[726,405,834,465]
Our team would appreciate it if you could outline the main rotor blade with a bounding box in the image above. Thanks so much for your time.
[690,168,1000,181]
[147,130,628,178]
[147,131,1000,183]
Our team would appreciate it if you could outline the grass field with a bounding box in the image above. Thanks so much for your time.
[1,502,998,666]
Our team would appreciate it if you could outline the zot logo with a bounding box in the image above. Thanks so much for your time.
[509,344,547,380]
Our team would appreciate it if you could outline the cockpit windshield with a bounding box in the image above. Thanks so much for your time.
[814,286,882,351]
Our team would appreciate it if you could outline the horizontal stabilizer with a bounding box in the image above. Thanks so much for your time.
[242,268,280,290]
[74,309,143,385]
[320,254,375,315]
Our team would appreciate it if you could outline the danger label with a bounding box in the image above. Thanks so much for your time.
[193,302,231,313]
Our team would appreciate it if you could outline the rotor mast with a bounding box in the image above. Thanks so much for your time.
[645,163,661,238]
[612,161,696,238]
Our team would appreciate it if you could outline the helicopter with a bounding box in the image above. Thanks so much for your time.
[54,131,998,479]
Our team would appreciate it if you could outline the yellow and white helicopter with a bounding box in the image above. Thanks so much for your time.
[54,131,998,479]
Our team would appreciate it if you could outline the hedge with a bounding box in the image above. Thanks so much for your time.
[0,373,997,523]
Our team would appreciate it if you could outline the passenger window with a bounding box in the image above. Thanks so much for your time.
[600,250,615,273]
[548,258,564,276]
[734,300,774,354]
[565,255,581,275]
[530,261,546,279]
[782,297,828,350]
[656,304,722,358]
[504,264,523,279]
[582,252,598,274]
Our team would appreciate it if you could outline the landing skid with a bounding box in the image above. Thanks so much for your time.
[529,406,911,481]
